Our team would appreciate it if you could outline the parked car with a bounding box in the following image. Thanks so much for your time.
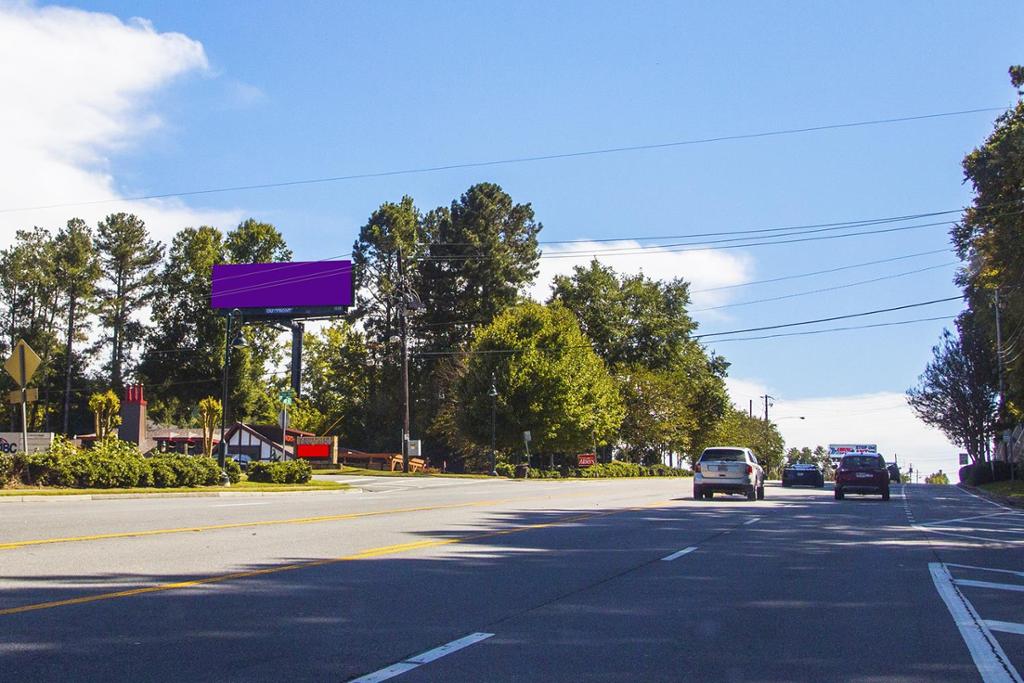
[781,463,825,488]
[693,447,765,501]
[835,454,890,500]
[886,463,902,483]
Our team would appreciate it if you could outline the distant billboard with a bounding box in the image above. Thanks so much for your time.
[828,444,878,457]
[211,261,353,317]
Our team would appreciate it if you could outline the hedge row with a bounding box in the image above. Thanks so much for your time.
[246,460,312,484]
[494,461,691,479]
[959,461,1017,486]
[0,437,242,489]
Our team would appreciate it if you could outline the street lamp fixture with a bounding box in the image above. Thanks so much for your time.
[489,373,498,476]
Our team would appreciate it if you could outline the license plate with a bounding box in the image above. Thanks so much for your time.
[718,465,729,472]
[797,472,805,477]
[856,472,871,478]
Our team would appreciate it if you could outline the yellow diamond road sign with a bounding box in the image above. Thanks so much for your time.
[4,339,41,387]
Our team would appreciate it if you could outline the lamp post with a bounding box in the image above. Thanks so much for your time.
[489,372,498,476]
[219,308,246,474]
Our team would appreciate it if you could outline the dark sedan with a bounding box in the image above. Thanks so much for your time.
[835,454,890,501]
[781,463,825,488]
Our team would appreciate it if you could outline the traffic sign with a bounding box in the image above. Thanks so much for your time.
[4,339,41,387]
[279,388,295,406]
[8,388,38,404]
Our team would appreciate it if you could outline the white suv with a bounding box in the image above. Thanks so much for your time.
[693,447,765,501]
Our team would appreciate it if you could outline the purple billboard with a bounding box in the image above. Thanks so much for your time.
[211,261,353,315]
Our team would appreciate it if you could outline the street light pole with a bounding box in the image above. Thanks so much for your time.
[489,372,498,476]
[219,308,244,474]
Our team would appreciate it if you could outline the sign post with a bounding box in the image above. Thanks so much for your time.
[4,339,41,453]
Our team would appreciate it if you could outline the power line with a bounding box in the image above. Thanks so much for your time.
[693,296,962,339]
[692,262,956,312]
[690,248,951,294]
[705,314,953,343]
[1,106,1005,214]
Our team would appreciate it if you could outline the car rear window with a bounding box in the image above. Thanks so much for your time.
[700,448,746,462]
[841,456,883,469]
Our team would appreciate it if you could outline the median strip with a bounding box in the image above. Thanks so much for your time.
[350,632,494,682]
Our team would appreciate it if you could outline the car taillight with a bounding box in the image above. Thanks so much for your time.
[694,464,701,473]
[746,464,753,474]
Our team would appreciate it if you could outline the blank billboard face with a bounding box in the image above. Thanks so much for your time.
[211,261,353,312]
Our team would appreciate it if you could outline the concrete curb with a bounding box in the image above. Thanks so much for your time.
[0,487,361,503]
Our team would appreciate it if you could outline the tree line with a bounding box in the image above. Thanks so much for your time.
[909,66,1024,466]
[1,182,786,473]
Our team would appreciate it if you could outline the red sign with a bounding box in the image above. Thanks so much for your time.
[577,453,596,467]
[296,443,330,458]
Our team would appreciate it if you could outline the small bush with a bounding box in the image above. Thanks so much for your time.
[247,460,312,484]
[959,461,1014,486]
[495,462,515,478]
[147,454,221,487]
[0,453,14,487]
[223,457,242,484]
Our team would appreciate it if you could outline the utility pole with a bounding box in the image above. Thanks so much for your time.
[398,249,411,474]
[994,287,1005,478]
[749,399,753,418]
[762,395,774,421]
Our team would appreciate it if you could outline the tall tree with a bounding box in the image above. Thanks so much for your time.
[54,218,100,434]
[951,66,1024,416]
[349,197,422,450]
[908,311,999,463]
[436,302,623,470]
[551,260,729,463]
[137,226,226,424]
[95,213,163,391]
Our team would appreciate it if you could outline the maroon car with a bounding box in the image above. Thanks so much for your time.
[834,454,890,501]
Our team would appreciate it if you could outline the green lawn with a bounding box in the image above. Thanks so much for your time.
[0,478,349,496]
[980,480,1024,500]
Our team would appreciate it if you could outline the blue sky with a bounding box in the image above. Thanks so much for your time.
[4,1,1023,472]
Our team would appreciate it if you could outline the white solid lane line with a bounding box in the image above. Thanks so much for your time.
[987,621,1024,636]
[955,579,1024,593]
[929,563,1022,683]
[945,564,1024,578]
[661,547,698,562]
[743,517,761,525]
[349,632,494,682]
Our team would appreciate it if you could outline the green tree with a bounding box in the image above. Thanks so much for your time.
[95,213,163,391]
[294,322,371,444]
[908,311,998,463]
[89,390,121,440]
[711,407,785,477]
[436,302,623,471]
[138,227,226,424]
[54,218,100,434]
[925,470,950,485]
[550,260,729,464]
[952,67,1024,417]
[198,396,221,457]
[0,228,63,431]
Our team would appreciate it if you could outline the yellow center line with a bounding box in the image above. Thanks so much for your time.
[0,500,672,617]
[0,486,623,551]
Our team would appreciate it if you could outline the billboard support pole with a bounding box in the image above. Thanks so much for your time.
[290,322,304,397]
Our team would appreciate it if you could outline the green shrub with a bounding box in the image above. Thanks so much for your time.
[247,460,312,484]
[223,457,242,484]
[148,454,221,487]
[24,437,77,486]
[66,439,152,488]
[0,453,14,487]
[494,462,515,478]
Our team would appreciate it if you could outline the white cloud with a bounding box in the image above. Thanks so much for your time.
[530,240,753,306]
[0,2,242,244]
[725,376,961,479]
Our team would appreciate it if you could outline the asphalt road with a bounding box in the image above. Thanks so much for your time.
[1,477,1021,682]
